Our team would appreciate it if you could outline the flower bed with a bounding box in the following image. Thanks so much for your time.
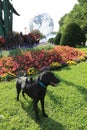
[0,45,87,81]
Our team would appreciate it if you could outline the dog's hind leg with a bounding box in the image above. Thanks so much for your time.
[33,99,40,121]
[16,83,21,101]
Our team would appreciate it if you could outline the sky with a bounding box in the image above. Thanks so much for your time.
[12,0,77,34]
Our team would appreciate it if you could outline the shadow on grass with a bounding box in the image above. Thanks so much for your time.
[60,77,87,101]
[47,90,62,105]
[20,100,64,130]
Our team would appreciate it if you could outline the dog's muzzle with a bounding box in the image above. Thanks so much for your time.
[50,78,60,86]
[50,82,57,86]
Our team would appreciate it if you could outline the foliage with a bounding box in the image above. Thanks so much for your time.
[32,43,55,51]
[1,62,87,129]
[59,14,68,27]
[58,14,68,32]
[0,36,5,48]
[54,32,62,45]
[27,32,40,44]
[0,45,87,81]
[0,36,5,44]
[30,29,45,39]
[59,2,87,34]
[60,23,86,47]
[0,43,55,58]
[76,56,86,63]
[0,72,16,81]
[77,0,87,4]
[48,38,55,43]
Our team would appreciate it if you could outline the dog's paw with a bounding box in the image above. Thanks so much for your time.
[42,113,48,118]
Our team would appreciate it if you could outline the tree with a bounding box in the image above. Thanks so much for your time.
[77,0,87,4]
[59,2,87,35]
[60,23,86,47]
[59,14,68,28]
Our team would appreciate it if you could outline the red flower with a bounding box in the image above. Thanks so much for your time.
[0,62,2,67]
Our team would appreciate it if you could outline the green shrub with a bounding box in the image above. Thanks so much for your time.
[54,32,61,45]
[60,23,86,47]
[48,38,55,43]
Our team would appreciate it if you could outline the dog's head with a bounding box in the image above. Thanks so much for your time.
[39,71,60,86]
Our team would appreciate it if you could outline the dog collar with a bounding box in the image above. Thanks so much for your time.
[38,81,46,88]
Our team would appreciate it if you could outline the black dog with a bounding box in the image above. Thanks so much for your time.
[16,71,60,121]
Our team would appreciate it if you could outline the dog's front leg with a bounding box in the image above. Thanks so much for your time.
[40,98,48,118]
[16,88,21,101]
[33,100,39,121]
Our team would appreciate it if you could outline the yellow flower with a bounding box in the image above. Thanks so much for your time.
[77,56,85,61]
[27,67,37,75]
[50,62,62,69]
[67,60,77,65]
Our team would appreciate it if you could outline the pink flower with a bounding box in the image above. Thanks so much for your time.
[0,62,2,67]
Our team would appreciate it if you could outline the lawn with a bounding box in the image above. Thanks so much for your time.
[0,60,87,130]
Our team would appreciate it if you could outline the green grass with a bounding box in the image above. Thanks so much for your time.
[0,46,87,130]
[0,61,87,130]
[77,46,87,52]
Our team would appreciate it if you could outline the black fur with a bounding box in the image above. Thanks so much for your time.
[16,71,60,121]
